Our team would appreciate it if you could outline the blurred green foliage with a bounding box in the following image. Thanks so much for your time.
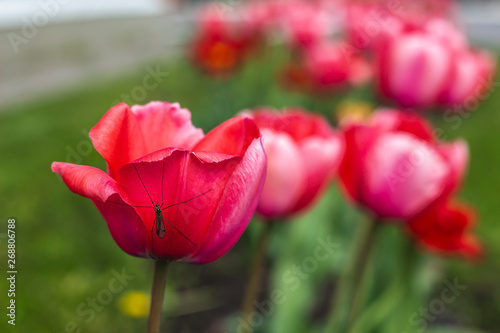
[0,48,498,332]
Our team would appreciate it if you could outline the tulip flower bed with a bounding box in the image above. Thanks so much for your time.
[1,1,499,331]
[0,51,498,332]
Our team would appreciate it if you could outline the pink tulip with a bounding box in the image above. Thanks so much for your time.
[243,108,344,219]
[304,42,350,89]
[375,17,495,110]
[339,109,468,219]
[423,18,467,52]
[376,23,455,108]
[438,48,496,108]
[52,101,267,263]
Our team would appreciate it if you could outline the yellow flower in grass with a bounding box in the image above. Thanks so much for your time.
[119,291,150,318]
[336,100,373,127]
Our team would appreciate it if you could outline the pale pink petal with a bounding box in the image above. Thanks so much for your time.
[363,132,450,218]
[257,129,306,218]
[291,134,344,213]
[131,101,204,152]
[388,34,452,108]
[437,139,469,195]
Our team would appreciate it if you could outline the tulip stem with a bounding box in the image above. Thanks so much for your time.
[347,218,379,329]
[325,216,379,332]
[147,260,170,333]
[240,222,273,333]
[348,237,415,333]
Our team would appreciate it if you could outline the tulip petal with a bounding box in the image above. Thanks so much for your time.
[363,132,449,218]
[93,197,149,258]
[291,134,344,213]
[52,162,124,202]
[387,35,452,108]
[339,124,378,203]
[372,109,435,142]
[437,139,469,195]
[189,137,267,264]
[408,200,482,260]
[193,116,261,157]
[249,108,335,141]
[117,148,241,261]
[438,49,495,107]
[257,129,306,217]
[89,103,147,178]
[131,101,204,153]
[51,162,148,257]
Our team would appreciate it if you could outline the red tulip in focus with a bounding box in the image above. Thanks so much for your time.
[243,108,344,219]
[339,109,468,220]
[52,101,267,263]
[408,199,482,260]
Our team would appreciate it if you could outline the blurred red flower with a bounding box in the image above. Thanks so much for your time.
[52,101,267,263]
[190,4,258,76]
[192,35,246,75]
[303,42,373,92]
[408,199,482,260]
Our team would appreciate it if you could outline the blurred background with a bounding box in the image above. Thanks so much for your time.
[0,0,499,332]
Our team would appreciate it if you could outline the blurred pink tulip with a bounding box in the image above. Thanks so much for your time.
[52,101,267,263]
[376,23,455,108]
[304,42,351,89]
[375,17,495,110]
[243,108,344,219]
[438,49,496,108]
[339,109,468,219]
